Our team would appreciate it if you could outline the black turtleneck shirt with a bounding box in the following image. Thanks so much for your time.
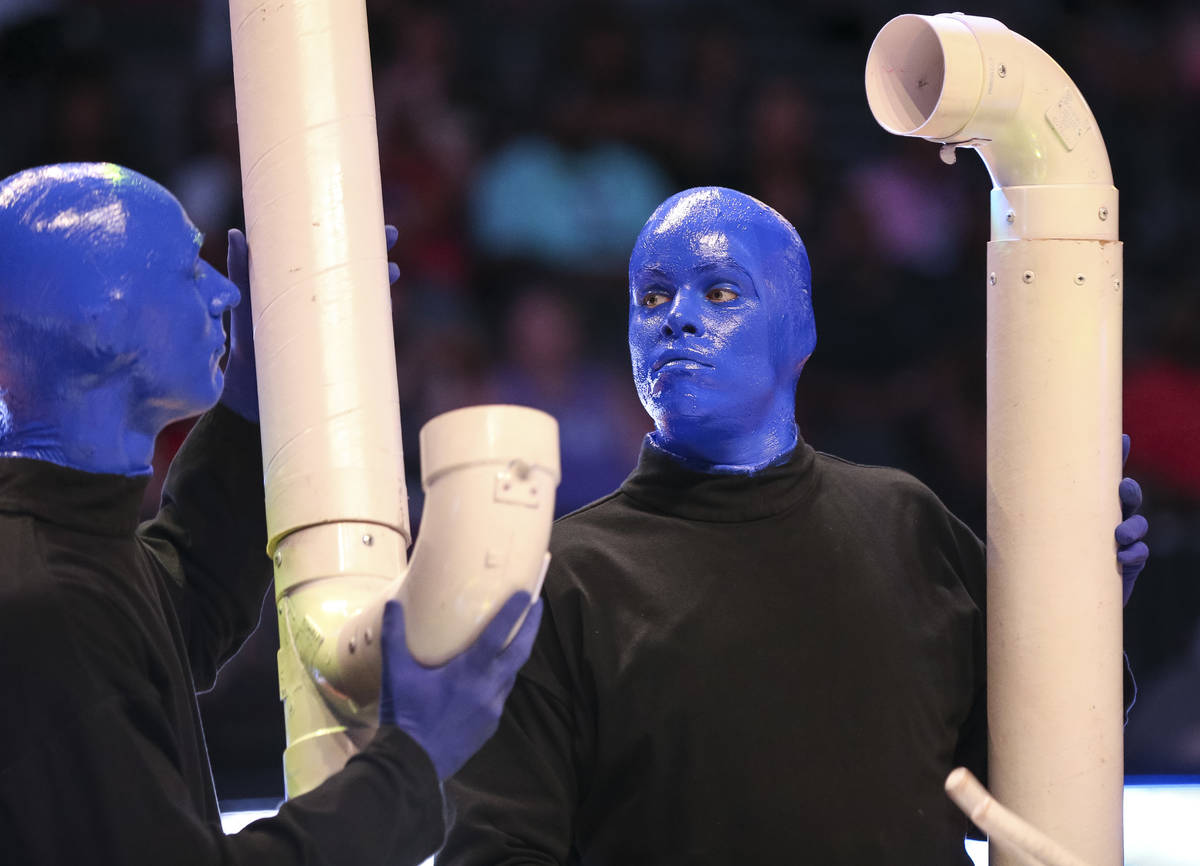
[439,438,987,865]
[0,405,445,866]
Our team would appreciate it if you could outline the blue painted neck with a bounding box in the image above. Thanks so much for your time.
[650,409,799,474]
[0,381,157,475]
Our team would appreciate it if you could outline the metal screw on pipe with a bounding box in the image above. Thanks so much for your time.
[274,552,283,567]
[998,64,1007,77]
[989,273,997,286]
[1098,206,1109,221]
[1022,271,1035,283]
[1074,274,1087,285]
[1006,211,1015,224]
[362,534,373,547]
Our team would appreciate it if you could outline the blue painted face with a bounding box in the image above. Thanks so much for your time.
[628,187,816,471]
[0,163,240,475]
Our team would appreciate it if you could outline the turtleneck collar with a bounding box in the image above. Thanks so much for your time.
[619,433,818,522]
[0,456,149,537]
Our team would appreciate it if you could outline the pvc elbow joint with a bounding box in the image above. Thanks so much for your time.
[275,404,559,721]
[864,13,1113,190]
[400,404,559,667]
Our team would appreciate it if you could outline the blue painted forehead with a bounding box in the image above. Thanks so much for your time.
[0,162,182,247]
[0,163,195,311]
[630,186,812,299]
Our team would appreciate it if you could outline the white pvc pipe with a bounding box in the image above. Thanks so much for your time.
[231,1,561,798]
[402,405,559,666]
[331,405,560,679]
[945,768,1093,866]
[865,13,1113,189]
[986,239,1123,866]
[270,405,559,796]
[229,0,407,551]
[230,0,404,796]
[865,14,1123,866]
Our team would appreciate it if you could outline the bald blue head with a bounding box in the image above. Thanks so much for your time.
[628,187,816,471]
[0,163,240,474]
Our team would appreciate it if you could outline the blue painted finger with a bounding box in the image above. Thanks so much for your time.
[1116,514,1148,547]
[1117,541,1149,568]
[1119,477,1143,518]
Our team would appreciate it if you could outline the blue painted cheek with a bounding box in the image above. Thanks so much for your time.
[154,264,236,404]
[628,309,660,402]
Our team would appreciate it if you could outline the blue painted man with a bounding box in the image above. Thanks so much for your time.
[439,187,1148,864]
[0,163,540,865]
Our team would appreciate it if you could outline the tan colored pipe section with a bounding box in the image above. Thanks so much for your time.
[229,0,405,795]
[946,769,1092,866]
[866,14,1123,866]
[229,0,559,797]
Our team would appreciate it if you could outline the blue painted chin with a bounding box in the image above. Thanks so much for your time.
[0,163,241,476]
[627,187,815,473]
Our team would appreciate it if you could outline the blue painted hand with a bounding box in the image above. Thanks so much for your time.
[378,592,543,780]
[1117,433,1149,606]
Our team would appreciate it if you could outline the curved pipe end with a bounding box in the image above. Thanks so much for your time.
[273,403,559,795]
[865,13,986,141]
[865,12,1113,190]
[402,404,560,666]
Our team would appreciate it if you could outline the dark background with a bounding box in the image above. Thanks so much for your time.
[3,0,1198,801]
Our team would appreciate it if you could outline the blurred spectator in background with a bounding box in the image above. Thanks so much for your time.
[664,17,753,188]
[1123,286,1200,774]
[170,77,242,264]
[486,283,648,515]
[470,138,672,274]
[744,78,822,231]
[1124,292,1200,503]
[467,5,674,276]
[374,4,477,292]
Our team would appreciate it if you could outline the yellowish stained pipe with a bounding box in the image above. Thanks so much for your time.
[229,0,558,797]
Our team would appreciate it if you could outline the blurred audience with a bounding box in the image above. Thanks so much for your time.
[486,284,648,516]
[3,0,1197,796]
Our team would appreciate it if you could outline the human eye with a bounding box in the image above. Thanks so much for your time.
[640,291,670,308]
[706,285,739,303]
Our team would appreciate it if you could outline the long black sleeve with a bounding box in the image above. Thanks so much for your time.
[138,404,274,690]
[0,408,446,866]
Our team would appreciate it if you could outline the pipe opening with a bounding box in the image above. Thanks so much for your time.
[865,15,947,135]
